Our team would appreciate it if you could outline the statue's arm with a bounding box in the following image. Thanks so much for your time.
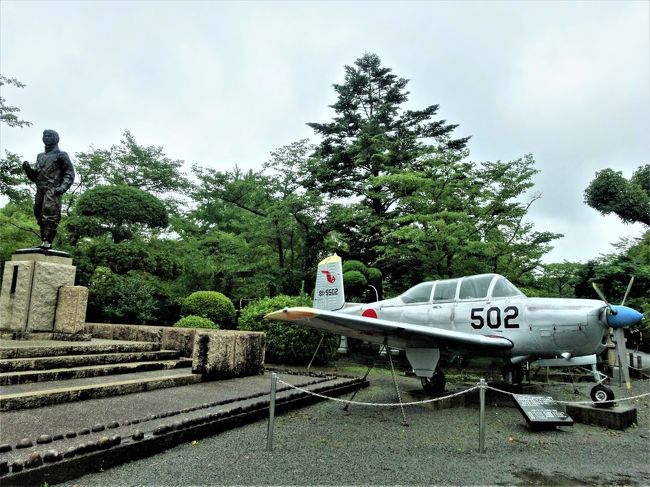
[55,152,75,194]
[22,160,38,182]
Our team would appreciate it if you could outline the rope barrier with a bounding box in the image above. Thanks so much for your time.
[276,378,480,407]
[483,384,650,405]
[276,377,650,408]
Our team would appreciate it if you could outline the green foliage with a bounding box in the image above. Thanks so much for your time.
[0,75,32,128]
[238,294,338,365]
[87,267,158,324]
[343,260,367,275]
[343,270,367,300]
[0,199,39,284]
[192,140,329,295]
[584,165,650,226]
[72,130,190,210]
[574,231,650,329]
[366,267,382,284]
[181,291,236,329]
[72,185,168,243]
[173,315,218,330]
[305,53,469,264]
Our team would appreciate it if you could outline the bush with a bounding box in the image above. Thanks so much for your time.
[181,291,236,329]
[343,270,367,299]
[366,267,382,284]
[239,295,339,365]
[173,315,218,330]
[343,260,367,275]
[87,267,158,324]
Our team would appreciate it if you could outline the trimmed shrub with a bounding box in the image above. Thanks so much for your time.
[239,295,339,365]
[366,267,383,284]
[173,315,218,330]
[343,270,367,299]
[343,260,367,275]
[181,291,236,329]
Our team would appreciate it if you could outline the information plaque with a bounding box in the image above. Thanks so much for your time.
[513,394,574,429]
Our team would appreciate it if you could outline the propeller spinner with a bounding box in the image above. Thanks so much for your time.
[593,280,644,391]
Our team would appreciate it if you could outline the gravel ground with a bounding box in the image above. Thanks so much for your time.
[57,369,650,486]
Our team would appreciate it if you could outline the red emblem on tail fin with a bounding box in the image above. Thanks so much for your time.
[321,270,336,284]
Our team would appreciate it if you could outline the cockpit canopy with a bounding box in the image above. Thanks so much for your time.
[397,274,525,304]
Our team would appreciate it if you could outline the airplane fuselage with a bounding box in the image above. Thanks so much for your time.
[350,296,608,359]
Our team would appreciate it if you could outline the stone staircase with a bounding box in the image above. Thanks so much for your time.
[0,339,198,411]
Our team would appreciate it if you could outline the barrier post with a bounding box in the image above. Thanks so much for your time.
[479,378,486,454]
[267,373,278,451]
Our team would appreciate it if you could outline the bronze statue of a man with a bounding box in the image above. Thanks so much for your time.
[22,129,75,249]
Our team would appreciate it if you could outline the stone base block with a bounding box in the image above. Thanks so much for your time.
[54,286,88,334]
[565,403,637,430]
[85,323,197,357]
[192,330,265,380]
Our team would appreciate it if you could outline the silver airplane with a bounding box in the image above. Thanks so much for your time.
[265,255,644,404]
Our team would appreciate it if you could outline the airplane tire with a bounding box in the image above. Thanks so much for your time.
[421,370,446,396]
[501,364,524,385]
[590,384,615,408]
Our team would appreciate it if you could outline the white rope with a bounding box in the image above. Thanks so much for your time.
[276,378,480,407]
[278,376,650,408]
[484,384,650,405]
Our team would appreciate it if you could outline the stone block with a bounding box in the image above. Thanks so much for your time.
[0,261,35,332]
[54,286,88,334]
[27,261,76,331]
[192,330,265,380]
[565,403,638,430]
[85,323,114,339]
[162,328,195,356]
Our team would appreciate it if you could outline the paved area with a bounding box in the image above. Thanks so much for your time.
[61,372,650,486]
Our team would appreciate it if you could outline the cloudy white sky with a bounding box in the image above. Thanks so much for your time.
[1,1,648,263]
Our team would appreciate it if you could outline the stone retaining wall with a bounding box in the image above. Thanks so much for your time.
[85,323,196,357]
[84,324,266,380]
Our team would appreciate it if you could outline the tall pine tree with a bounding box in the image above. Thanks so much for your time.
[305,53,470,262]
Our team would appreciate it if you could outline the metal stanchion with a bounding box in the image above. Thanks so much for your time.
[479,378,486,454]
[266,372,277,451]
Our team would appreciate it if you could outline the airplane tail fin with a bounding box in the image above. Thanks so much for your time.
[313,254,345,311]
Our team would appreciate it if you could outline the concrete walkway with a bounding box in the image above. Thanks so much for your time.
[0,369,367,486]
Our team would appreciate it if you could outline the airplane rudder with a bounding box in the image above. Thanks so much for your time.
[313,254,345,310]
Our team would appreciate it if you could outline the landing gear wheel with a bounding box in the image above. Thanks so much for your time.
[502,363,524,385]
[590,384,615,408]
[421,370,446,396]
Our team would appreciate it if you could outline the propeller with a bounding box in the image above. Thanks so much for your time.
[592,278,641,391]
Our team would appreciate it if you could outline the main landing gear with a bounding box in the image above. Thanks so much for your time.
[501,363,525,385]
[421,369,446,396]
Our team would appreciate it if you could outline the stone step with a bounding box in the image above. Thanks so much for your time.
[0,359,193,386]
[0,368,201,411]
[0,350,182,373]
[0,339,161,359]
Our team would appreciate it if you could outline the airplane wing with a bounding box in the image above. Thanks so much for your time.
[264,307,513,352]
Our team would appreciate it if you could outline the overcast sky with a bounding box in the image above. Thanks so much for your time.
[1,0,648,263]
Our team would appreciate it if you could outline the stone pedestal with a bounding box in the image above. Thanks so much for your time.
[192,330,266,379]
[0,251,78,334]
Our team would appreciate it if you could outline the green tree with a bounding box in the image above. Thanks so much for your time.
[192,140,330,294]
[0,75,32,203]
[304,53,470,263]
[574,232,650,329]
[0,75,32,128]
[584,165,650,226]
[72,130,190,211]
[374,151,561,291]
[68,185,168,243]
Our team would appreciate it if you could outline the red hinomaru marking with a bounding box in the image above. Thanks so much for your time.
[321,270,336,284]
[362,308,378,319]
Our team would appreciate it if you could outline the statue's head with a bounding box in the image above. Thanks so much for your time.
[42,129,60,146]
